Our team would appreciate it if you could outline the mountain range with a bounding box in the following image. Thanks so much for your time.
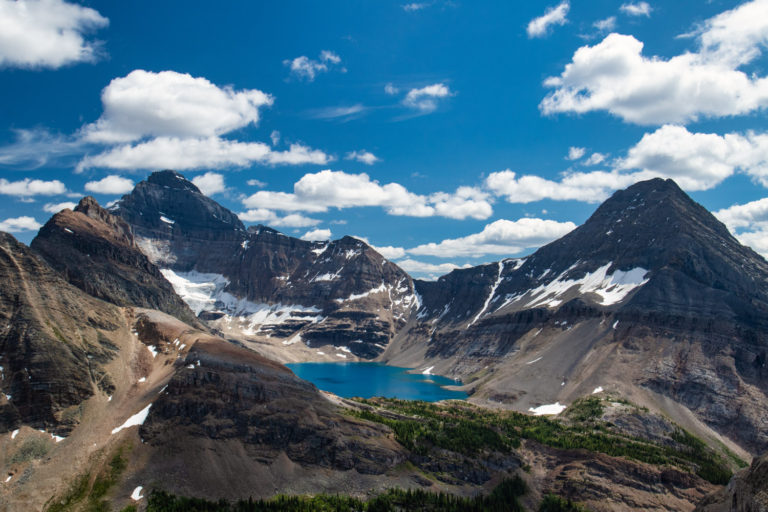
[1,170,766,511]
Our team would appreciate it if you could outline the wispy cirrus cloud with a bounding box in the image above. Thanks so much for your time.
[402,83,454,113]
[620,2,652,17]
[284,50,343,81]
[345,150,380,165]
[527,1,569,38]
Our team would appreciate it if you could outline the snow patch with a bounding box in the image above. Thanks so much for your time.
[160,269,322,330]
[592,386,604,394]
[525,263,649,309]
[468,261,505,327]
[335,353,347,359]
[131,486,144,501]
[112,404,152,435]
[11,429,18,439]
[311,270,342,282]
[311,244,328,256]
[526,356,543,365]
[282,334,302,346]
[159,215,175,225]
[64,228,74,234]
[612,320,619,329]
[4,475,10,483]
[51,434,65,443]
[529,402,566,416]
[138,377,146,383]
[146,345,158,358]
[422,366,434,375]
[335,282,387,303]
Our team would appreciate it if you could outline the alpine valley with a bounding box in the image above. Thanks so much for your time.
[1,170,766,511]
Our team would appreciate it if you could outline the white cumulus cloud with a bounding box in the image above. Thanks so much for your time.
[191,172,226,196]
[541,1,768,124]
[488,125,768,205]
[77,137,330,172]
[238,208,320,228]
[715,197,768,258]
[485,169,632,204]
[716,198,768,231]
[527,1,570,38]
[0,178,67,196]
[301,228,331,241]
[0,216,42,233]
[242,169,492,220]
[84,175,134,195]
[0,0,108,69]
[408,218,577,258]
[82,70,273,144]
[43,201,76,213]
[395,258,468,280]
[616,125,768,189]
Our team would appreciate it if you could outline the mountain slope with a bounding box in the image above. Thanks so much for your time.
[697,450,768,511]
[30,196,199,326]
[386,178,768,457]
[0,231,126,436]
[112,170,420,360]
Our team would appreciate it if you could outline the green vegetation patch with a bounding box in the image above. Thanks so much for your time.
[563,397,604,423]
[145,477,527,511]
[46,443,131,512]
[352,398,732,485]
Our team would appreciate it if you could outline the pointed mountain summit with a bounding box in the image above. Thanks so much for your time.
[112,171,419,359]
[416,178,768,327]
[390,178,768,456]
[31,196,199,326]
[112,170,245,270]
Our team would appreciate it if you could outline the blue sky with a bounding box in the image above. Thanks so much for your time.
[1,0,768,278]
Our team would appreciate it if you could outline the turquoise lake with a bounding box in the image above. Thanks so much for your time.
[286,362,467,401]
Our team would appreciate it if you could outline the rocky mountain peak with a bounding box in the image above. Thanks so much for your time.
[113,170,245,239]
[145,169,202,193]
[581,177,734,245]
[31,197,199,325]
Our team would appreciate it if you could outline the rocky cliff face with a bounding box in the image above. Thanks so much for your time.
[696,451,768,511]
[112,170,419,359]
[30,197,199,326]
[0,232,125,435]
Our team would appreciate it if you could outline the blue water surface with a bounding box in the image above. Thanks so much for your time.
[286,362,467,402]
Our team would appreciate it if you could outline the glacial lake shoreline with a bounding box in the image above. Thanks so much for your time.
[286,361,467,402]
